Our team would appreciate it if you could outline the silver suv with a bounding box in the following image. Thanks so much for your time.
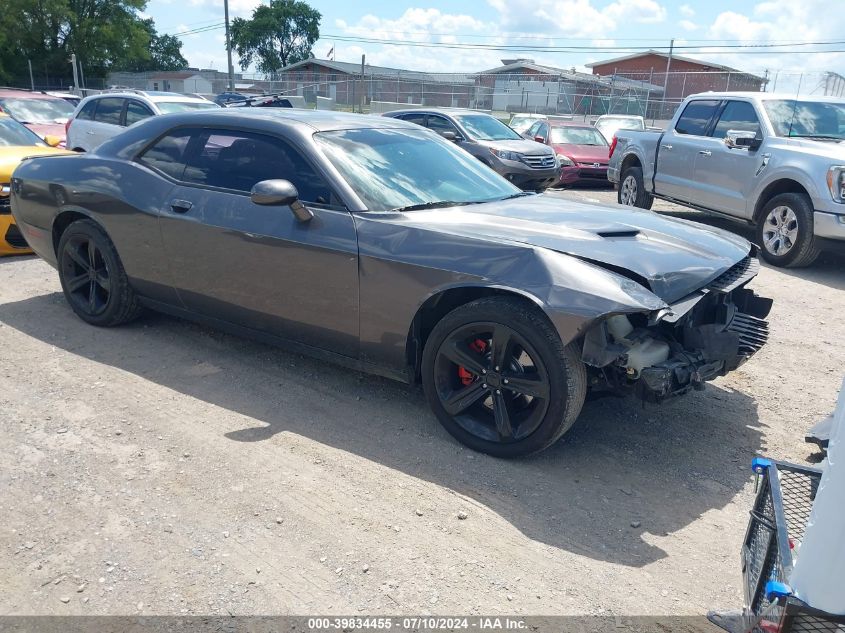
[383,108,559,191]
[66,91,218,152]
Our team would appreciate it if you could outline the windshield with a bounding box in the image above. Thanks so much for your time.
[551,126,608,146]
[156,101,219,114]
[0,97,74,124]
[596,117,644,135]
[0,117,46,146]
[509,115,542,133]
[763,99,845,139]
[456,114,523,141]
[315,127,520,211]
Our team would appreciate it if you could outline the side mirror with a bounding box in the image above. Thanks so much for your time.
[44,135,62,147]
[725,130,762,151]
[534,135,546,143]
[438,130,458,142]
[250,179,313,222]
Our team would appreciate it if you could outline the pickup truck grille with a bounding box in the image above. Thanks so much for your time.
[521,154,556,170]
[709,256,760,293]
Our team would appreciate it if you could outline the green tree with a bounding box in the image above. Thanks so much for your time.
[115,19,188,72]
[230,0,321,73]
[0,0,156,84]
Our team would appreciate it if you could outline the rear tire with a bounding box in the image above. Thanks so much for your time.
[755,193,820,268]
[422,297,587,458]
[618,165,654,210]
[57,219,142,326]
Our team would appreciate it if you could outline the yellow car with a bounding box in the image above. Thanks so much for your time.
[0,113,69,256]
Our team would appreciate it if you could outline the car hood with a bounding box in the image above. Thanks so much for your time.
[0,146,71,180]
[475,138,554,156]
[387,195,751,303]
[553,143,609,164]
[24,122,67,144]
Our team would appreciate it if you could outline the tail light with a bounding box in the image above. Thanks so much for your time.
[609,135,618,159]
[64,117,72,136]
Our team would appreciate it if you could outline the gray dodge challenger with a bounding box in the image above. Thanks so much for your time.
[10,109,772,457]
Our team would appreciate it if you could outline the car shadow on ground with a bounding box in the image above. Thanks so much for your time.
[654,208,845,291]
[0,292,764,568]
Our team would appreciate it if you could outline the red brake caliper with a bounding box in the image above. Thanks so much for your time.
[458,339,488,385]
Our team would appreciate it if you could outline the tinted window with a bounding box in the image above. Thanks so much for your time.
[77,100,97,121]
[712,101,760,138]
[675,100,719,136]
[138,129,192,179]
[125,101,154,126]
[427,115,460,136]
[94,98,124,125]
[181,129,334,204]
[400,113,427,126]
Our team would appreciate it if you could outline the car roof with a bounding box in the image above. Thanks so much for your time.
[0,88,66,100]
[547,121,598,128]
[85,91,209,104]
[686,91,845,103]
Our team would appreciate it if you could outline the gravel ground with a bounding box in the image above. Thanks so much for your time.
[1,188,843,618]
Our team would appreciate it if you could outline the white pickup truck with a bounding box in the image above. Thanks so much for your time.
[608,92,845,267]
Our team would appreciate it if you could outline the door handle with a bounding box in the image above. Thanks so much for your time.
[86,130,95,135]
[661,144,673,150]
[170,199,193,213]
[698,150,712,156]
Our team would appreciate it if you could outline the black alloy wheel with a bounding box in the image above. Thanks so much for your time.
[422,297,587,457]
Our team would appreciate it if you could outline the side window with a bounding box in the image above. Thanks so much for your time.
[527,121,541,137]
[137,129,192,180]
[675,100,720,136]
[93,98,124,126]
[125,101,154,126]
[76,100,97,121]
[711,101,760,138]
[401,113,427,126]
[427,115,460,136]
[537,123,549,141]
[181,129,335,205]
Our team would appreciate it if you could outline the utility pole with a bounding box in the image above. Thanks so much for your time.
[70,53,80,95]
[224,0,235,91]
[661,38,674,118]
[360,54,365,113]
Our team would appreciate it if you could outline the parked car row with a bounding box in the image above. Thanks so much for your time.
[9,107,772,456]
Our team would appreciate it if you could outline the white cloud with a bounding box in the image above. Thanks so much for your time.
[679,4,695,17]
[679,19,698,31]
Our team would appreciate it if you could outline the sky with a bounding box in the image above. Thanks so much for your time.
[142,0,845,89]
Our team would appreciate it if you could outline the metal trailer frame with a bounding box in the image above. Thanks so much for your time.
[709,458,845,633]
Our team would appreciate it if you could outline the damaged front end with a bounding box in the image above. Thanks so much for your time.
[581,256,773,403]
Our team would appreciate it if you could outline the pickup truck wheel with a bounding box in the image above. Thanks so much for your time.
[618,165,654,210]
[422,297,587,458]
[756,193,820,268]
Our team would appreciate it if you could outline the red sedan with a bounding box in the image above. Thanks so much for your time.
[525,121,610,187]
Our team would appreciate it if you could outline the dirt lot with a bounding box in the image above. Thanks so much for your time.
[1,189,843,617]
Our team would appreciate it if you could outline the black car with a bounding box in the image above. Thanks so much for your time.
[10,110,772,457]
[213,92,248,106]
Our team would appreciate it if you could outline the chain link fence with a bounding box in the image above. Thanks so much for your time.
[7,68,845,126]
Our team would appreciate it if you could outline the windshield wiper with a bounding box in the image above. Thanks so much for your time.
[499,192,536,200]
[391,200,470,212]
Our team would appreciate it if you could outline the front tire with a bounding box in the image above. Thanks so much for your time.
[755,193,820,268]
[422,297,587,457]
[617,165,654,210]
[57,219,142,326]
